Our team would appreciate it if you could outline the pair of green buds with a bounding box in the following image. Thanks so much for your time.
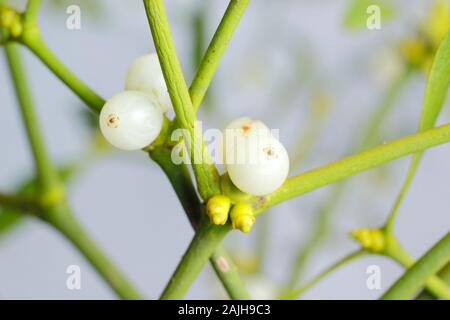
[206,195,255,233]
[0,5,23,38]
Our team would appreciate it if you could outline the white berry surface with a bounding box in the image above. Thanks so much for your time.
[220,117,272,165]
[224,124,290,196]
[99,91,163,150]
[124,53,172,112]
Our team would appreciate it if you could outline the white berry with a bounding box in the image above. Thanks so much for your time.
[220,117,271,165]
[99,91,163,150]
[222,118,290,196]
[124,53,172,113]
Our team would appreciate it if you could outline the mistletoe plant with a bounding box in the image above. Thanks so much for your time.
[0,0,449,300]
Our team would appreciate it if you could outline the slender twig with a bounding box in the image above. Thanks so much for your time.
[43,203,143,300]
[5,44,61,194]
[189,0,250,111]
[282,250,367,300]
[20,31,104,113]
[16,1,247,298]
[168,122,450,299]
[4,43,142,300]
[150,147,250,299]
[285,68,411,291]
[23,0,41,26]
[249,122,450,213]
[143,0,220,201]
[381,232,450,300]
[385,32,450,234]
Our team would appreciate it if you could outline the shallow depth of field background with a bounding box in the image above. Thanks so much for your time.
[0,0,449,299]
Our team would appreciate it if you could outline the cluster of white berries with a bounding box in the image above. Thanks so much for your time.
[100,53,171,150]
[100,54,289,220]
[221,117,290,196]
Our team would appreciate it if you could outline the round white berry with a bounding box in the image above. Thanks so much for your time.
[220,117,271,165]
[224,127,289,196]
[99,91,163,150]
[124,53,172,113]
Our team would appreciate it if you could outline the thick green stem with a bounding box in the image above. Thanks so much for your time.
[160,220,231,299]
[150,147,250,299]
[43,203,143,299]
[189,0,250,111]
[416,262,450,299]
[382,232,450,300]
[143,0,220,200]
[250,122,450,213]
[21,30,104,113]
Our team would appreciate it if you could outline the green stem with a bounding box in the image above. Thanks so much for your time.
[5,44,60,193]
[285,68,411,290]
[150,147,250,299]
[21,30,104,113]
[43,203,143,300]
[143,0,220,200]
[160,220,231,299]
[189,0,250,111]
[24,0,41,26]
[250,122,450,213]
[0,192,38,213]
[4,43,142,300]
[382,232,450,300]
[168,121,450,299]
[416,262,450,299]
[282,250,367,300]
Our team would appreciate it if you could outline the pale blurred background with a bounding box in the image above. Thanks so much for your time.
[0,0,449,299]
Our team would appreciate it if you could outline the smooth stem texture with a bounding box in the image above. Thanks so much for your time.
[382,232,450,300]
[5,44,60,193]
[285,68,411,290]
[5,43,142,300]
[0,192,38,213]
[251,122,450,213]
[43,203,143,300]
[417,262,450,299]
[160,220,231,299]
[282,250,367,300]
[21,30,104,113]
[24,0,41,26]
[143,0,220,200]
[189,0,250,111]
[384,235,450,300]
[168,122,450,299]
[150,147,250,299]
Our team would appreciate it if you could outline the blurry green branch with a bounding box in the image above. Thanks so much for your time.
[285,67,411,292]
[248,122,450,214]
[381,232,450,300]
[1,0,248,300]
[189,0,250,112]
[282,250,367,300]
[4,43,142,300]
[385,31,450,234]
